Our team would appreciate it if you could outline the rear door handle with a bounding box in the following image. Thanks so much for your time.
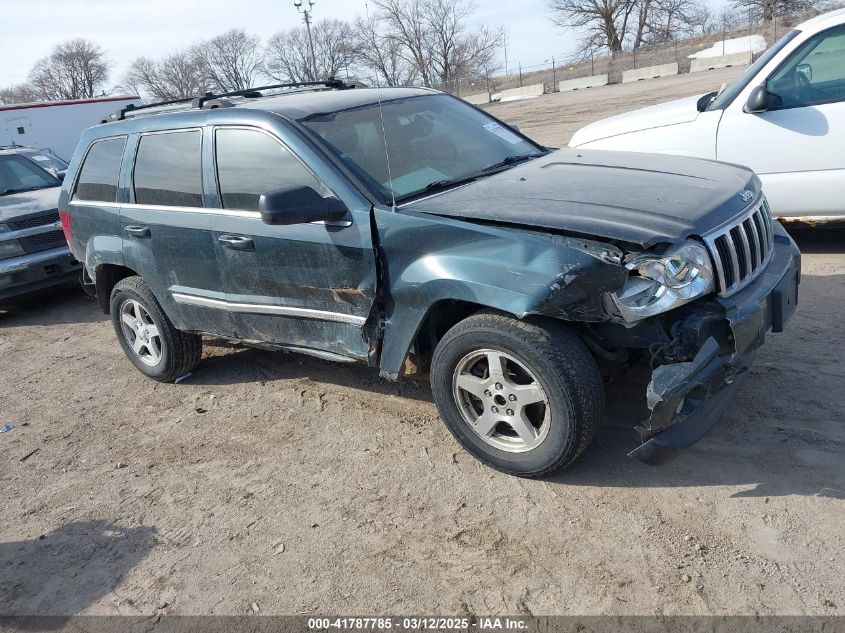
[217,235,255,251]
[124,225,151,238]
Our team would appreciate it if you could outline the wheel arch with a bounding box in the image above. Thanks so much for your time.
[94,263,138,313]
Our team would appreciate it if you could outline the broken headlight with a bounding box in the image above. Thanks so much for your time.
[610,241,714,322]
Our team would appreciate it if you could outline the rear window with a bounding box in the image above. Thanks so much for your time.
[133,130,203,207]
[74,137,126,202]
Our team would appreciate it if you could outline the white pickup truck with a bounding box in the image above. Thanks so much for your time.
[569,8,845,221]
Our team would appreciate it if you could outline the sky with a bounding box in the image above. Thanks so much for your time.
[0,0,582,90]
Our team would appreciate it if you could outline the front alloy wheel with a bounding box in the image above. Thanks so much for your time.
[431,311,604,477]
[452,349,550,453]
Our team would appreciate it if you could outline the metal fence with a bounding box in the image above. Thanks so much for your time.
[429,5,837,101]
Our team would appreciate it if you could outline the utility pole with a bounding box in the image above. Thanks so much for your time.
[294,0,318,81]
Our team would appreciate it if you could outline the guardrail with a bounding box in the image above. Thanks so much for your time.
[558,74,609,92]
[621,62,679,83]
[689,51,753,72]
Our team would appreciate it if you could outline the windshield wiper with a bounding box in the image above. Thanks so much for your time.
[478,154,536,174]
[396,154,541,203]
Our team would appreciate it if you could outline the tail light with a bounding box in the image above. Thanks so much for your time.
[58,209,72,246]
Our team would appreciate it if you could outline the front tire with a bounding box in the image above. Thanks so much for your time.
[430,312,603,477]
[110,276,202,382]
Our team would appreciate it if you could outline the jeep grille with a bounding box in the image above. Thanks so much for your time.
[703,198,774,297]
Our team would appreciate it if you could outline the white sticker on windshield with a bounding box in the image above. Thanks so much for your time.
[483,122,522,145]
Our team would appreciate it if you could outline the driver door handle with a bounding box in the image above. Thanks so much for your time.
[124,225,151,238]
[217,235,255,251]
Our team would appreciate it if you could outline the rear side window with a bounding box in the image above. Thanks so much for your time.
[134,131,203,207]
[215,128,321,211]
[74,137,126,202]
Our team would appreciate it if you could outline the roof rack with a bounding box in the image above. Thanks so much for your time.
[102,79,353,123]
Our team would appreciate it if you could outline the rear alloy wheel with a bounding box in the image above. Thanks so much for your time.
[110,276,202,382]
[119,299,162,366]
[431,311,603,477]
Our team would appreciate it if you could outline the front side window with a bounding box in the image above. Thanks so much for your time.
[215,128,322,211]
[134,131,203,207]
[767,25,845,109]
[299,94,545,203]
[74,137,126,202]
[709,29,801,111]
[0,154,60,195]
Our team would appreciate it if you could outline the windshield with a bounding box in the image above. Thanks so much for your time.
[0,154,60,195]
[709,29,802,110]
[299,94,545,204]
[21,150,69,173]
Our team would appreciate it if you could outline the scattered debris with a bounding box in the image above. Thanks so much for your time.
[115,462,128,469]
[0,424,14,433]
[274,542,286,555]
[195,407,207,414]
[251,602,260,613]
[20,448,39,462]
[681,574,692,583]
[174,373,192,384]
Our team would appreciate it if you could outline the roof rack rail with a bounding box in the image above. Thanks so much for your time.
[102,79,353,123]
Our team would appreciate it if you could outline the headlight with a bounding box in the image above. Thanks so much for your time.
[0,239,25,260]
[609,241,714,322]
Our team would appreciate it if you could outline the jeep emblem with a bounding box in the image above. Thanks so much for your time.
[739,190,754,203]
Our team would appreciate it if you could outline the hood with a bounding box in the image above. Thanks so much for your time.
[402,149,757,247]
[569,94,704,147]
[0,186,61,223]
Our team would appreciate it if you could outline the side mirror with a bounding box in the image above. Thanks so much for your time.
[744,84,770,114]
[258,186,348,226]
[57,172,65,183]
[509,122,521,132]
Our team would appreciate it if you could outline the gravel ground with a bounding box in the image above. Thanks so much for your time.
[1,68,843,617]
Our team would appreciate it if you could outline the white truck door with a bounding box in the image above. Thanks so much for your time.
[4,116,38,148]
[716,24,845,219]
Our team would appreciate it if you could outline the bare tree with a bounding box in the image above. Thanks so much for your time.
[123,52,209,101]
[646,0,707,43]
[27,39,110,101]
[372,0,435,85]
[371,0,503,85]
[353,14,418,86]
[730,0,821,22]
[548,0,640,54]
[193,29,263,91]
[425,0,502,80]
[266,19,356,82]
[0,83,40,105]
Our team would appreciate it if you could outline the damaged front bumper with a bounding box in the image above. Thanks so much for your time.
[629,222,801,465]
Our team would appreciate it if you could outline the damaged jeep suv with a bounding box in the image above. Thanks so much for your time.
[59,81,800,476]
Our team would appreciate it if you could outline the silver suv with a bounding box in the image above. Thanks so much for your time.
[0,148,81,301]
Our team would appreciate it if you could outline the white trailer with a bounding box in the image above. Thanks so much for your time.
[0,95,141,162]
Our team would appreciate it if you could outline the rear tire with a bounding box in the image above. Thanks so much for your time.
[110,276,202,382]
[430,311,603,477]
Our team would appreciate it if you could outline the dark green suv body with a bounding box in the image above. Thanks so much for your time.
[59,83,800,475]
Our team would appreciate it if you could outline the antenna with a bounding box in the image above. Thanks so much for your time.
[367,1,397,210]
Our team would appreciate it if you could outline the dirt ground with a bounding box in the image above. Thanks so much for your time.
[1,68,844,617]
